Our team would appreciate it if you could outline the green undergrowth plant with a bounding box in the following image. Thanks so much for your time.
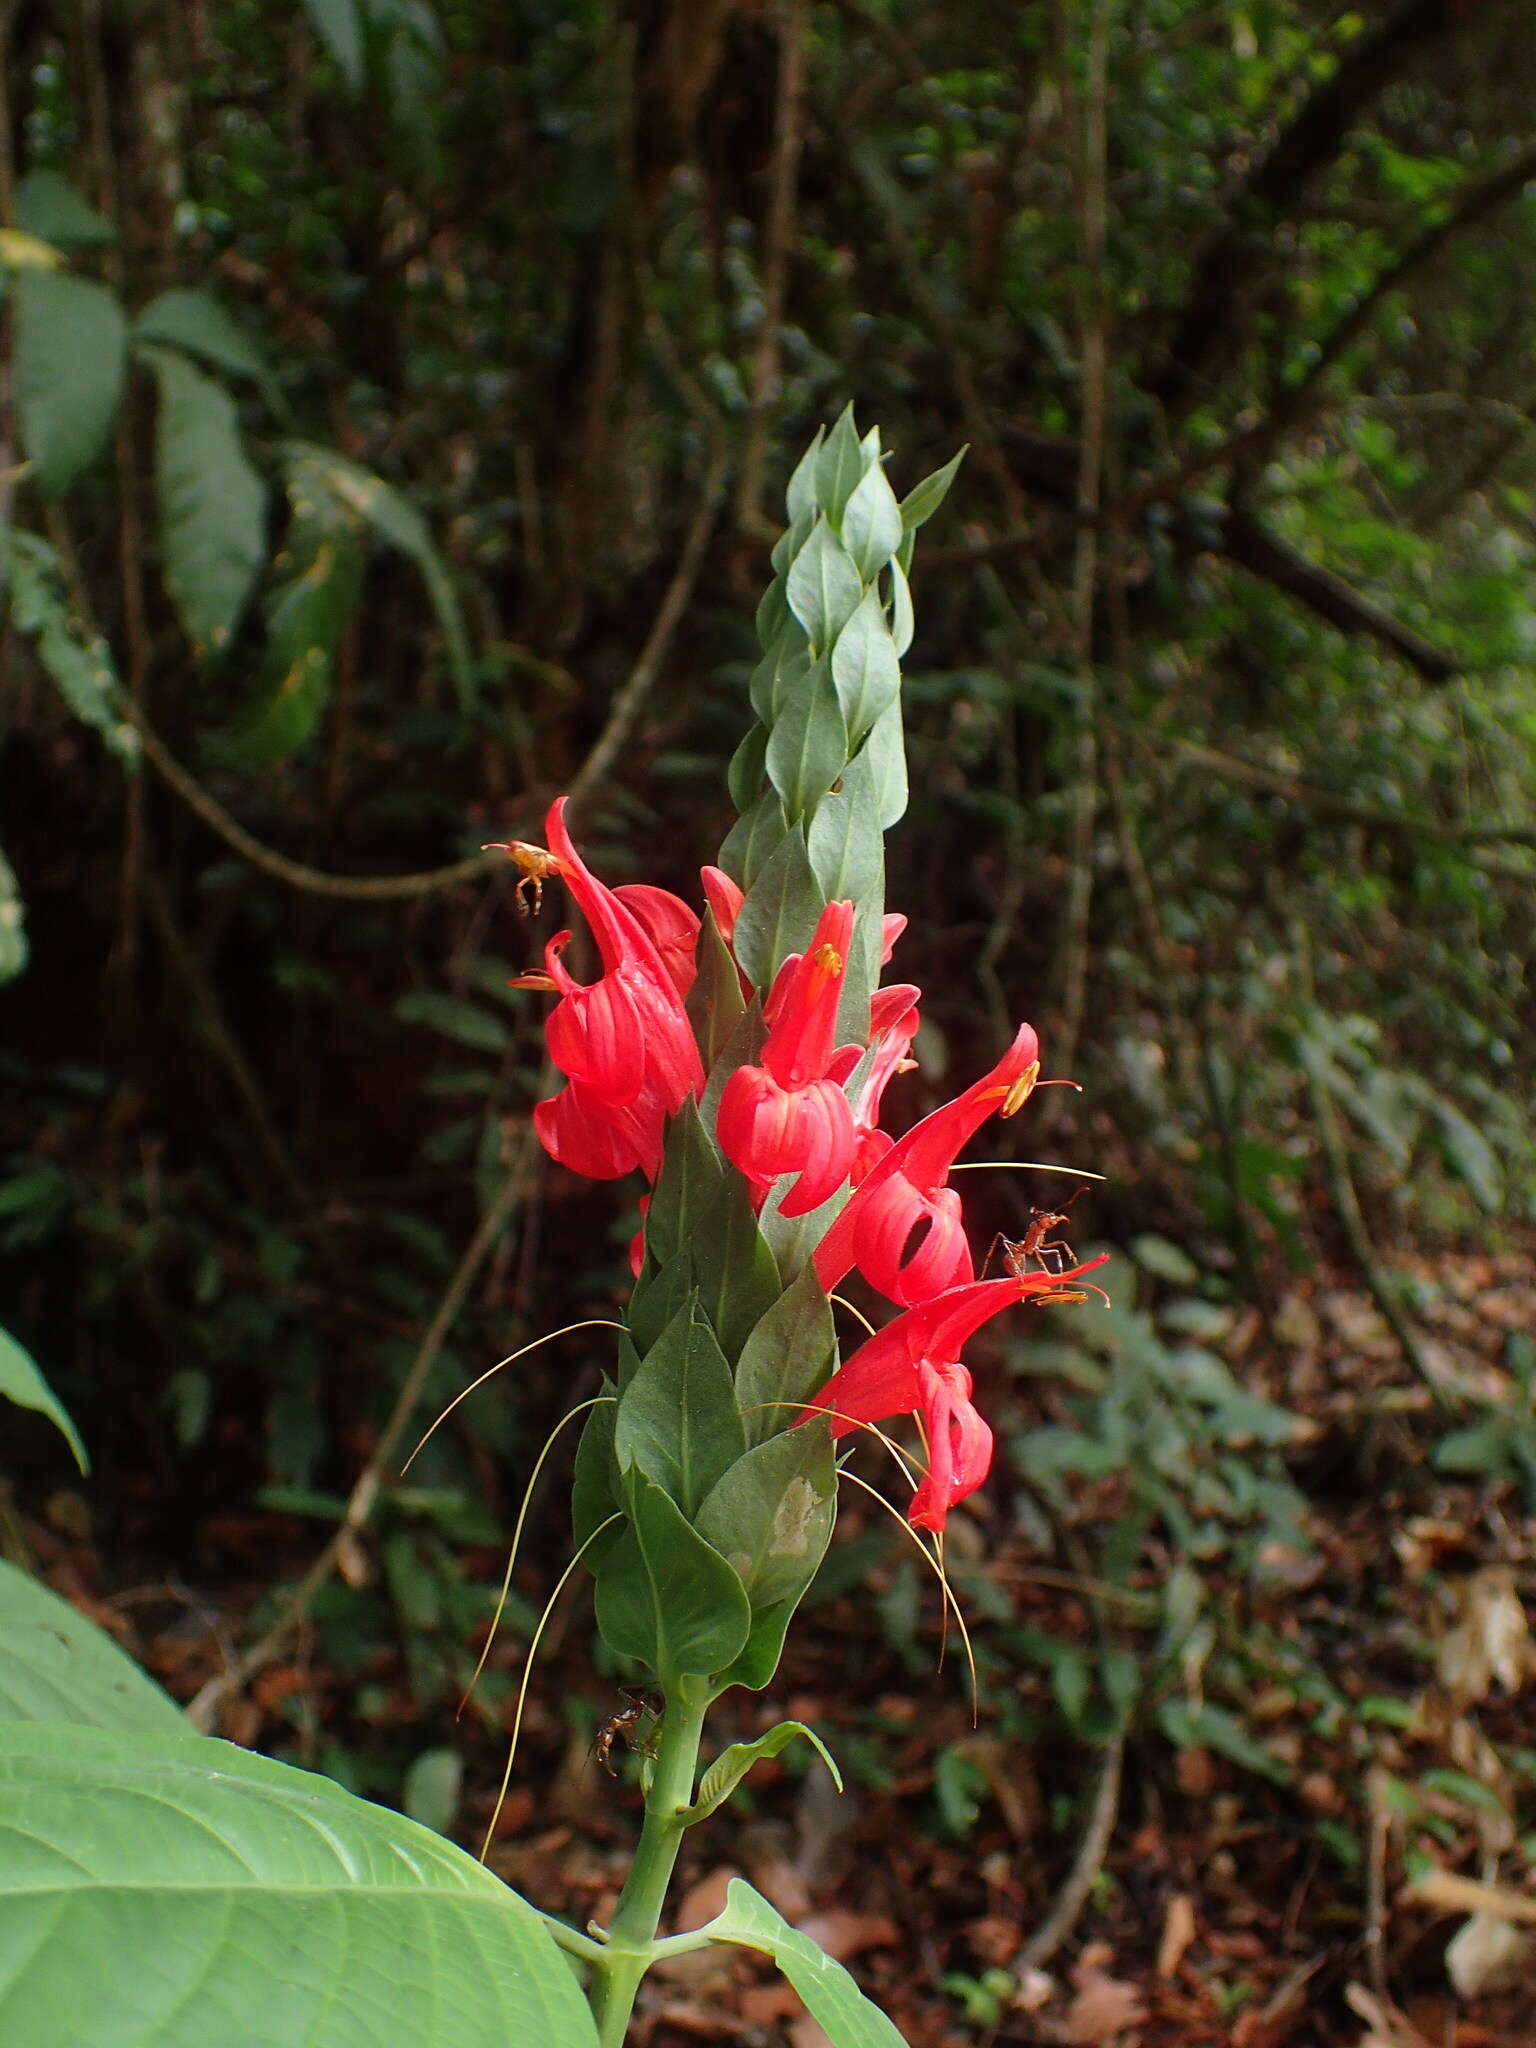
[0,412,1121,2046]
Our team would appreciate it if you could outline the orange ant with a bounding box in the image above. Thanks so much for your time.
[986,1184,1092,1281]
[483,839,562,916]
[593,1686,663,1778]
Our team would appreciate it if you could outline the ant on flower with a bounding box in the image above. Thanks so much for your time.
[986,1184,1092,1282]
[483,838,562,916]
[593,1686,664,1778]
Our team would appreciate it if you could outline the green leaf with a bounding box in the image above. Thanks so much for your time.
[0,850,26,987]
[839,461,902,582]
[887,554,914,657]
[898,447,966,533]
[0,1723,600,2047]
[830,588,901,748]
[1157,1700,1292,1786]
[14,270,127,496]
[861,697,908,830]
[732,823,825,990]
[813,405,868,526]
[688,1175,783,1362]
[643,1099,725,1271]
[400,1745,461,1835]
[786,517,864,656]
[0,528,135,756]
[393,989,510,1052]
[302,0,366,85]
[693,1419,836,1611]
[1433,1420,1515,1477]
[593,1470,751,1681]
[687,1719,842,1824]
[718,786,791,891]
[785,426,826,523]
[144,344,267,655]
[765,669,851,822]
[687,910,747,1071]
[281,442,474,712]
[571,1387,622,1558]
[228,459,365,762]
[135,288,268,388]
[14,170,116,249]
[0,1325,88,1473]
[702,1878,908,2046]
[735,1262,838,1447]
[614,1301,747,1518]
[727,720,769,813]
[0,1561,183,1732]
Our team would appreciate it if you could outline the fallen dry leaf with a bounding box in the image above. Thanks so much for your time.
[1344,1983,1436,2048]
[1062,1971,1148,2044]
[1444,1913,1536,1999]
[1406,1867,1536,1926]
[1156,1892,1197,1979]
[793,1909,899,1960]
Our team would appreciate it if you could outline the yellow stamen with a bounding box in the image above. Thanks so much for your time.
[1000,1059,1041,1117]
[506,971,558,992]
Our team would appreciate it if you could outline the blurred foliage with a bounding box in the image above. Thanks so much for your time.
[2,0,1534,1817]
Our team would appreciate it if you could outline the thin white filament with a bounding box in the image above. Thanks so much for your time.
[403,1318,626,1471]
[479,1511,624,1861]
[838,1466,979,1720]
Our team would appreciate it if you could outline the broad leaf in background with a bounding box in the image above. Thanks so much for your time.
[14,169,117,248]
[0,1326,88,1473]
[13,269,127,496]
[0,1560,183,1732]
[0,851,26,986]
[0,1724,601,2048]
[280,441,474,711]
[0,529,137,757]
[143,344,267,656]
[301,0,366,88]
[229,457,366,763]
[135,287,274,398]
[703,1878,908,2047]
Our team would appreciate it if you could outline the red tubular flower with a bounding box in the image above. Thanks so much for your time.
[814,1023,1041,1307]
[534,1073,668,1181]
[612,885,699,999]
[798,1259,1110,1529]
[716,900,859,1218]
[699,867,744,949]
[829,982,921,1183]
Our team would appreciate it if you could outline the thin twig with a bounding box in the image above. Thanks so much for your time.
[186,1129,541,1729]
[1040,0,1111,1133]
[736,0,808,535]
[1015,1729,1125,1970]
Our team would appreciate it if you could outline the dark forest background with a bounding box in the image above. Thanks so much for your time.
[2,2,1535,2040]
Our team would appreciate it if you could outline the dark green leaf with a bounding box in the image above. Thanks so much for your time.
[0,530,135,756]
[718,787,791,891]
[571,1389,622,1559]
[0,851,25,987]
[830,588,901,748]
[727,721,769,812]
[785,426,826,523]
[733,824,825,990]
[765,669,851,822]
[898,447,966,533]
[144,344,267,656]
[839,460,902,581]
[813,405,867,525]
[14,171,116,249]
[861,698,908,829]
[0,1326,87,1473]
[643,1099,725,1271]
[693,1419,836,1611]
[614,1301,746,1517]
[14,270,127,496]
[302,0,366,86]
[593,1469,751,1681]
[735,1262,838,1447]
[687,911,747,1072]
[135,289,268,387]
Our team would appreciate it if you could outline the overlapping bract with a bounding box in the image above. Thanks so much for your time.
[501,798,1096,1530]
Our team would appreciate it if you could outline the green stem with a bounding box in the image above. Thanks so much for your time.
[586,1673,712,2047]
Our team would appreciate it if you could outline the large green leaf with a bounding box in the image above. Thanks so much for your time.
[144,344,267,656]
[13,270,127,496]
[765,667,850,823]
[703,1878,908,2046]
[732,823,825,989]
[786,517,863,656]
[302,0,366,86]
[0,1724,599,2048]
[0,1563,183,1733]
[280,442,474,711]
[0,1327,87,1474]
[686,1719,841,1824]
[839,460,902,582]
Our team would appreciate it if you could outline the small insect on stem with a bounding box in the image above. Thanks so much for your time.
[593,1686,664,1778]
[986,1184,1093,1280]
